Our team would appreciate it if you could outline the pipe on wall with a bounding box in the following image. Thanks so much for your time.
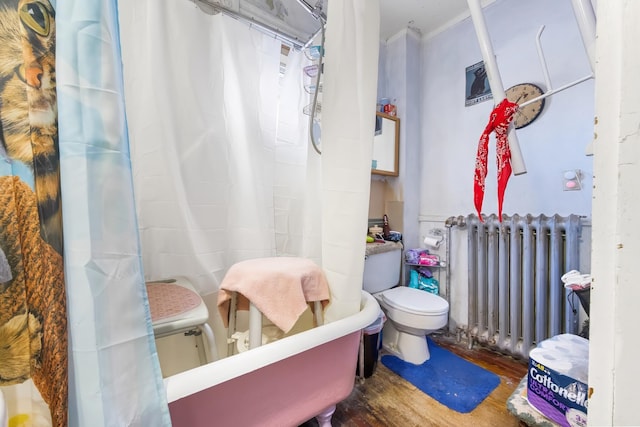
[467,0,527,175]
[570,0,596,73]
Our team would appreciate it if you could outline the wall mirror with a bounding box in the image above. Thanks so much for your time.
[372,112,400,177]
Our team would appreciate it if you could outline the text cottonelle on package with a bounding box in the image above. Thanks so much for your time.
[529,366,588,410]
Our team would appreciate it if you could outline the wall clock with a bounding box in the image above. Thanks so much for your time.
[505,83,545,129]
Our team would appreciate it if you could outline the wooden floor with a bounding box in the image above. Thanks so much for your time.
[302,334,528,427]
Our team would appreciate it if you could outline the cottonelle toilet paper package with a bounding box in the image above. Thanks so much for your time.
[527,334,589,427]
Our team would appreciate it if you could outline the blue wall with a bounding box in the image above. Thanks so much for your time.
[419,0,594,219]
[378,0,595,226]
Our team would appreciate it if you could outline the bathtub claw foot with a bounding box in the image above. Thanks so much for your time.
[315,405,335,427]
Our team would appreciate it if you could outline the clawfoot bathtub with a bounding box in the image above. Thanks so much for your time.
[164,290,380,426]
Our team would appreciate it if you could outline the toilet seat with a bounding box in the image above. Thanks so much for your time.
[381,287,448,316]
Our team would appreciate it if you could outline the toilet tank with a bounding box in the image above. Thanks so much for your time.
[363,243,402,294]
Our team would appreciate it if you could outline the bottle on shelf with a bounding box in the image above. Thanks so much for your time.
[382,214,391,240]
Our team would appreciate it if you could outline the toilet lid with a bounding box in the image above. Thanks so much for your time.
[381,287,449,315]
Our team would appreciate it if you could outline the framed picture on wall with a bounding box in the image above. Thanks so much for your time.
[465,61,493,106]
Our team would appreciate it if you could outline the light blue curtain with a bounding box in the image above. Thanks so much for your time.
[56,0,170,425]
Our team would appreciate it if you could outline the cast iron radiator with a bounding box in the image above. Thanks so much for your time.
[463,213,582,359]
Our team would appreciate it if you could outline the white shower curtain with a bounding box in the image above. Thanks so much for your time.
[0,0,379,424]
[118,0,321,295]
[119,0,379,321]
[321,1,380,321]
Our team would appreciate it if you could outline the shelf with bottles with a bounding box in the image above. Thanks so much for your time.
[404,261,446,268]
[302,54,323,121]
[404,261,446,281]
[404,263,444,295]
[302,47,323,84]
[403,249,446,292]
[304,82,322,95]
[302,63,322,79]
[404,250,445,268]
[304,45,323,61]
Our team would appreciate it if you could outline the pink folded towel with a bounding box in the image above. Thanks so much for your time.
[217,257,330,333]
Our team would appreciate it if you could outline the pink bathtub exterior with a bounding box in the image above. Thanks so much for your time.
[164,291,380,427]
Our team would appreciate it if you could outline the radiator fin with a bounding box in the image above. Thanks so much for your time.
[466,214,581,359]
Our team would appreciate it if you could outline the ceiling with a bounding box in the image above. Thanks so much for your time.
[379,0,495,41]
[196,0,497,46]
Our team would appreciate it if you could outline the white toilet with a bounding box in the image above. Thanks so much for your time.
[363,245,449,365]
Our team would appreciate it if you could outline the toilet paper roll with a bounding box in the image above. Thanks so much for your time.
[538,342,575,356]
[554,333,590,347]
[539,334,589,355]
[424,236,443,248]
[531,351,588,383]
[529,349,574,372]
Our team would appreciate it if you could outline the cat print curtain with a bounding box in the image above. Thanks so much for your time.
[0,0,68,425]
[1,0,171,425]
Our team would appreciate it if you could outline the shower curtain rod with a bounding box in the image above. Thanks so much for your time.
[294,0,327,23]
[193,0,319,50]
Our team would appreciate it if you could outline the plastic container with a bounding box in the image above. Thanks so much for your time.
[303,64,320,78]
[357,310,386,378]
[304,45,323,61]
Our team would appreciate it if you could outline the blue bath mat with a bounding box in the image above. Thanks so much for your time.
[381,338,500,413]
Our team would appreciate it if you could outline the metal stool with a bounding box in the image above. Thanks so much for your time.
[147,277,217,364]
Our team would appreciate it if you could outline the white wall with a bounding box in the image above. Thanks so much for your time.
[420,0,594,221]
[378,30,423,250]
[412,0,595,330]
[378,1,640,422]
[589,1,640,424]
[377,0,595,329]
